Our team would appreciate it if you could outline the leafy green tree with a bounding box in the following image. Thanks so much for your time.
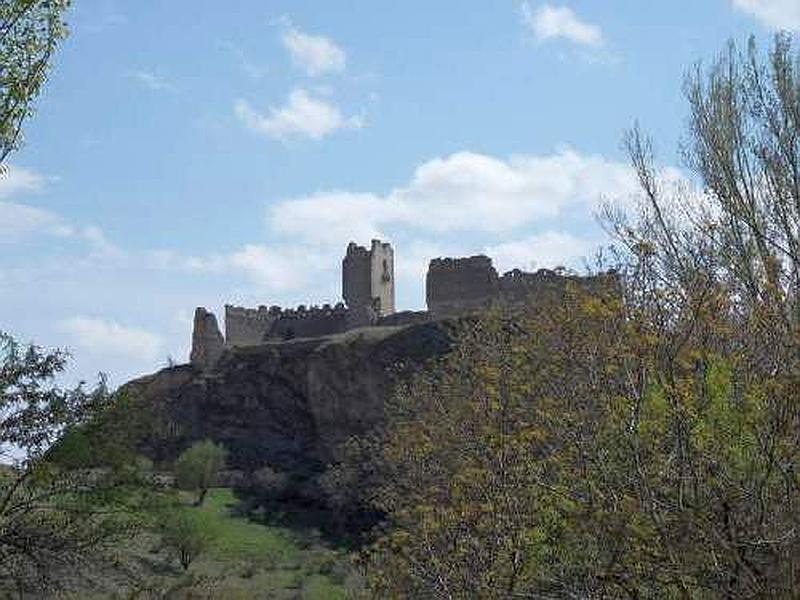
[0,332,160,594]
[592,33,800,596]
[0,0,70,166]
[158,507,213,571]
[175,440,227,507]
[363,297,624,598]
[366,35,800,599]
[319,434,386,535]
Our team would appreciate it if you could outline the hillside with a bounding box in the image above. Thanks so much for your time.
[61,488,355,599]
[122,320,454,509]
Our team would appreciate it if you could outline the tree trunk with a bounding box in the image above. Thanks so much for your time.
[193,487,208,507]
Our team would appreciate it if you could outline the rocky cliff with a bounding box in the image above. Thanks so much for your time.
[123,321,453,481]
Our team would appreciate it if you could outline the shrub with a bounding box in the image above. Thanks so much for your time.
[175,440,227,506]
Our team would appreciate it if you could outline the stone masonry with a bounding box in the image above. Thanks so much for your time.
[426,255,619,318]
[342,239,395,322]
[190,308,224,368]
[190,239,399,368]
[189,239,616,369]
[426,255,498,316]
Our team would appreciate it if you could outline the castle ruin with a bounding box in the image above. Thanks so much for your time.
[342,239,395,324]
[426,255,614,317]
[190,239,615,369]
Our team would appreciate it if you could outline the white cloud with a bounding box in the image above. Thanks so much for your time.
[732,0,800,30]
[0,168,118,251]
[0,166,75,241]
[270,192,390,245]
[0,165,45,198]
[281,26,346,76]
[0,165,121,255]
[235,89,363,141]
[522,2,604,47]
[80,225,122,258]
[270,149,639,243]
[125,69,175,91]
[227,244,319,290]
[0,202,73,242]
[150,244,322,292]
[486,231,594,273]
[394,240,462,280]
[59,317,163,363]
[143,147,663,329]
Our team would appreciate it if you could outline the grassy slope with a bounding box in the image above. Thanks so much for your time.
[80,488,355,599]
[188,488,352,599]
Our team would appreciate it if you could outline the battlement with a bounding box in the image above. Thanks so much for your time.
[190,239,617,369]
[224,302,354,347]
[428,255,494,270]
[426,256,617,317]
[224,305,274,346]
[225,305,278,321]
[426,254,499,316]
[226,302,348,321]
[345,242,370,258]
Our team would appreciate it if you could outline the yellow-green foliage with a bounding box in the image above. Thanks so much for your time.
[175,440,228,505]
[365,274,800,598]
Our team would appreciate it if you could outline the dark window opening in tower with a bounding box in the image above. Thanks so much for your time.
[382,258,391,282]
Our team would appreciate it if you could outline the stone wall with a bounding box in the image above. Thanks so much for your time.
[190,241,618,365]
[377,309,431,327]
[187,239,398,358]
[225,305,278,346]
[426,255,499,317]
[496,268,617,307]
[497,268,570,308]
[225,303,358,345]
[263,303,350,341]
[426,255,619,317]
[190,307,224,369]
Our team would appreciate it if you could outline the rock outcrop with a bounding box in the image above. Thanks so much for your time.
[125,321,453,481]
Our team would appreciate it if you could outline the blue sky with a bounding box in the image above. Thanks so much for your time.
[1,0,797,385]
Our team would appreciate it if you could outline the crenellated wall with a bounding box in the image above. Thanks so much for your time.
[426,255,618,318]
[190,240,618,369]
[426,255,499,317]
[225,302,357,346]
[224,305,279,346]
[497,267,620,308]
[264,303,350,340]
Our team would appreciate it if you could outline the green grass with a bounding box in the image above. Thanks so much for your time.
[192,488,298,564]
[177,488,353,599]
[74,488,357,599]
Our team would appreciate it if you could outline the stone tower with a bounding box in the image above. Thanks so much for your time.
[342,239,395,317]
[190,307,224,369]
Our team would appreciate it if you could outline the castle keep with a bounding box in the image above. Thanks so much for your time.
[190,239,615,368]
[342,239,395,319]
